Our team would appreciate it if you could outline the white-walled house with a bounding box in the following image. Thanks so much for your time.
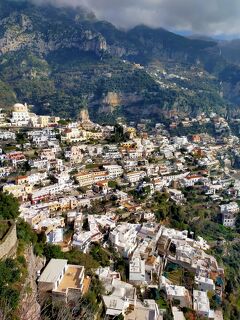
[38,259,85,303]
[129,254,146,284]
[220,202,239,228]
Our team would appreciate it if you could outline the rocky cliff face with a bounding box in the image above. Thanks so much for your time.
[102,92,122,107]
[18,246,45,320]
[0,11,107,57]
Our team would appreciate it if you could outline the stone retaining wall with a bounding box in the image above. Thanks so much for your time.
[0,222,17,260]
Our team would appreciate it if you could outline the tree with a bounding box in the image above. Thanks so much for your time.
[0,192,20,220]
[58,119,71,126]
[17,219,38,244]
[65,249,99,271]
[89,244,110,267]
[108,180,118,189]
[16,132,28,145]
[43,244,64,261]
[110,124,126,143]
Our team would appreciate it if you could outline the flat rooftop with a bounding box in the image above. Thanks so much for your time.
[38,259,68,283]
[55,266,83,293]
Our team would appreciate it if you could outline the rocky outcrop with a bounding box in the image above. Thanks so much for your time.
[0,12,107,57]
[18,246,46,320]
[102,92,122,108]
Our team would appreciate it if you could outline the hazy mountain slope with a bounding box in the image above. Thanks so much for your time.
[219,40,240,66]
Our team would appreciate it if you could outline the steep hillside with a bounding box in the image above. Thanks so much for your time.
[219,40,240,66]
[0,0,239,122]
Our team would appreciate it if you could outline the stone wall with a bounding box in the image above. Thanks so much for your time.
[0,222,17,260]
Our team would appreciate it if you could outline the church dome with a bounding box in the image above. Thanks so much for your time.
[13,103,28,112]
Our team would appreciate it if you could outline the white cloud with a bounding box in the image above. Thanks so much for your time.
[31,0,240,36]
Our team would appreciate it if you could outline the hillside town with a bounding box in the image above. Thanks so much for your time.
[2,102,240,320]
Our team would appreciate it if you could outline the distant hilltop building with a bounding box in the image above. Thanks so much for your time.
[13,103,29,112]
[11,103,31,126]
[10,103,60,128]
[79,108,90,122]
[79,107,95,131]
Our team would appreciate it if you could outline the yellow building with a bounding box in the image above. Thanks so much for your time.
[26,211,46,226]
[120,141,137,149]
[85,131,103,140]
[39,116,50,128]
[75,172,94,187]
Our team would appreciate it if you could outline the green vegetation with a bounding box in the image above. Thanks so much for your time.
[164,263,183,286]
[131,185,151,201]
[169,122,216,137]
[0,195,30,319]
[113,255,129,282]
[16,132,28,145]
[0,258,22,313]
[16,219,47,256]
[0,192,20,220]
[151,192,187,230]
[108,180,119,189]
[108,124,128,143]
[42,244,100,272]
[89,244,110,267]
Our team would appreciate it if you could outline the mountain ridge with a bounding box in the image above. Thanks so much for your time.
[0,0,239,122]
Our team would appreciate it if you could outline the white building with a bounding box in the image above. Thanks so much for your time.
[31,182,72,203]
[124,171,146,184]
[125,300,162,320]
[165,284,191,308]
[29,159,49,170]
[193,290,215,319]
[38,259,85,303]
[102,279,136,318]
[103,164,123,179]
[195,276,215,292]
[129,254,146,284]
[72,231,93,253]
[0,131,16,140]
[109,223,141,257]
[182,174,203,187]
[220,202,239,228]
[11,103,30,126]
[47,228,64,244]
[27,172,48,185]
[172,136,188,146]
[168,188,185,203]
[21,207,48,227]
[172,307,186,320]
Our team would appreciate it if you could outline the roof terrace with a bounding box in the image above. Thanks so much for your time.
[55,265,84,293]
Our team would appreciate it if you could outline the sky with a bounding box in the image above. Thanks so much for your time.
[31,0,240,38]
